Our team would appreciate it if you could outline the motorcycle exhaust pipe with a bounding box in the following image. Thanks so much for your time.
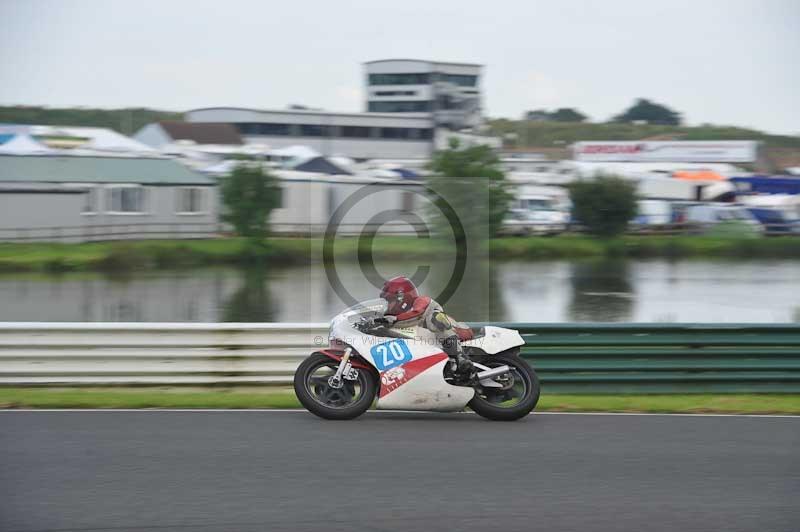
[476,365,511,381]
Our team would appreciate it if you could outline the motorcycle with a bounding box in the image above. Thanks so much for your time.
[293,299,540,421]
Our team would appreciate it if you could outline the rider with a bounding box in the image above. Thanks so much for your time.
[379,276,474,376]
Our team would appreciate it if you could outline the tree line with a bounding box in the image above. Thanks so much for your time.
[0,106,181,134]
[524,98,682,126]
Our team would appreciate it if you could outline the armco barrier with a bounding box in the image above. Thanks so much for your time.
[0,322,799,392]
[507,323,800,393]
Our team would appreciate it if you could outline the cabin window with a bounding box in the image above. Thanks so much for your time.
[106,185,148,214]
[177,187,207,214]
[82,187,98,214]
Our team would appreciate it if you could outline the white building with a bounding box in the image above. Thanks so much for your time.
[170,59,495,160]
[185,107,435,160]
[365,59,483,130]
[0,154,217,242]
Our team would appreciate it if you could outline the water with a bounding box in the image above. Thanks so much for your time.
[0,259,798,323]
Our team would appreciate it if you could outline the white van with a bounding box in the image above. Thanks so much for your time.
[684,204,763,235]
[501,195,569,236]
[634,200,673,226]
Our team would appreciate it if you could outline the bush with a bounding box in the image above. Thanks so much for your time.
[569,176,638,237]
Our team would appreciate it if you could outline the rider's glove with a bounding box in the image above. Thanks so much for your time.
[371,315,397,326]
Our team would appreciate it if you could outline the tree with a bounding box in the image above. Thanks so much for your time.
[524,107,588,123]
[612,98,681,125]
[428,139,513,238]
[569,176,638,237]
[550,108,588,123]
[221,164,282,241]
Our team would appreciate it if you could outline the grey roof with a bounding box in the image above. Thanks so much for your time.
[292,156,353,175]
[363,58,483,67]
[159,121,243,145]
[0,154,214,185]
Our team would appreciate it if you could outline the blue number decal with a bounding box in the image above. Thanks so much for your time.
[370,339,413,371]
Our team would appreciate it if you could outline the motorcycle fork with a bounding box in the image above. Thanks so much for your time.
[328,347,353,389]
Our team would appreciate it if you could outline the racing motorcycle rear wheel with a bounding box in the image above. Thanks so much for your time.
[468,352,540,421]
[294,353,378,420]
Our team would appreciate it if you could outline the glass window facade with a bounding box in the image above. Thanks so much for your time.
[299,124,330,137]
[433,73,478,87]
[380,127,411,139]
[236,123,291,136]
[368,100,431,112]
[340,126,372,138]
[234,122,430,141]
[373,90,417,97]
[368,73,430,85]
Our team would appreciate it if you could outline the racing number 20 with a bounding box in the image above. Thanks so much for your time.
[371,340,412,371]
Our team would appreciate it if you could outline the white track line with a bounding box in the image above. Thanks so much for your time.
[0,409,796,418]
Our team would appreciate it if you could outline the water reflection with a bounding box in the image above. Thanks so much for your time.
[222,268,278,322]
[567,259,634,322]
[429,260,507,322]
[0,259,798,323]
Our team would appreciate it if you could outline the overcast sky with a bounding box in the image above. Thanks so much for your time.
[1,0,798,134]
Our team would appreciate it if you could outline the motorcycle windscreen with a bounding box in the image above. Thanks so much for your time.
[341,298,388,324]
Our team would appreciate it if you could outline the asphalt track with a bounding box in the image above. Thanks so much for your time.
[1,411,798,532]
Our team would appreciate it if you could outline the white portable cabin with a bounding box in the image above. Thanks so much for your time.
[268,171,430,236]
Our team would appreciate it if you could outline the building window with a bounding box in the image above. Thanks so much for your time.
[379,127,412,139]
[82,187,98,214]
[368,73,430,85]
[368,100,431,112]
[235,123,291,136]
[106,186,148,214]
[177,187,207,214]
[340,126,372,138]
[433,73,478,87]
[373,90,417,97]
[299,124,330,137]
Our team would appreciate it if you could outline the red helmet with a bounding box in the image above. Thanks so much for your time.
[380,276,419,315]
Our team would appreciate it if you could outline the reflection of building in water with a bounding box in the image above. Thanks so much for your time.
[0,271,236,322]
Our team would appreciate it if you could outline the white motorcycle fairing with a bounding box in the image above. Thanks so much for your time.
[327,301,524,412]
[462,326,525,354]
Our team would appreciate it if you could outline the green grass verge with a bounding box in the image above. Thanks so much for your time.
[2,235,800,273]
[1,388,798,414]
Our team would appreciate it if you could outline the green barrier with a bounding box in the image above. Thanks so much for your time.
[473,323,800,394]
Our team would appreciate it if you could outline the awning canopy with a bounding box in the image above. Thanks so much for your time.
[673,170,726,181]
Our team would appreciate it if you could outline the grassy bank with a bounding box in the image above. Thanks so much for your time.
[1,236,800,273]
[1,387,798,414]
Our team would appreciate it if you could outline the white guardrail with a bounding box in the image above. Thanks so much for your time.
[0,323,330,385]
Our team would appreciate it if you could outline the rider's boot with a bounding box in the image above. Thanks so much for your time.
[443,335,474,379]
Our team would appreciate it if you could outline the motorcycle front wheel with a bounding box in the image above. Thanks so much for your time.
[468,353,540,421]
[293,353,378,420]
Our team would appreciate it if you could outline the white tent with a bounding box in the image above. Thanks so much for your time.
[269,145,320,160]
[26,125,156,153]
[0,134,54,154]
